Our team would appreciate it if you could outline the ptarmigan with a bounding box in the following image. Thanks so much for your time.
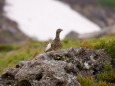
[45,29,63,52]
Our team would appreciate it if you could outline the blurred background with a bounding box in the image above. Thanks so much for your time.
[0,0,115,43]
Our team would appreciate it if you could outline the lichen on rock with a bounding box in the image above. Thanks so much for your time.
[0,48,111,86]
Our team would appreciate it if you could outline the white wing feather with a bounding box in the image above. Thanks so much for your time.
[45,43,51,52]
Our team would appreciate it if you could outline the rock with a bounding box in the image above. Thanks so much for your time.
[60,0,115,28]
[64,31,79,40]
[0,48,111,86]
[0,0,27,44]
[102,24,115,33]
[64,25,115,40]
[78,25,115,39]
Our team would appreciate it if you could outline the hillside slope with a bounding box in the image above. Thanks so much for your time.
[60,0,115,28]
[0,0,27,44]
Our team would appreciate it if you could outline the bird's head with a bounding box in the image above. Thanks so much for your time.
[56,29,63,33]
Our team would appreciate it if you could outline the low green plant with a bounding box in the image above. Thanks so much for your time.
[77,76,95,86]
[77,76,115,86]
[103,61,112,71]
[98,69,115,83]
[94,38,115,60]
[99,0,115,9]
[62,39,80,49]
[0,44,21,53]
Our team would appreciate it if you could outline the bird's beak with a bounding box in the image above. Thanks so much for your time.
[61,29,63,31]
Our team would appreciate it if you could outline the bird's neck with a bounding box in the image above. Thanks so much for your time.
[55,32,60,41]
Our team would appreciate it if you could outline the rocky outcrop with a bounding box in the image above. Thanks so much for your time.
[65,25,115,40]
[0,0,27,44]
[60,0,115,28]
[65,31,79,40]
[79,25,115,39]
[0,48,111,86]
[0,16,27,43]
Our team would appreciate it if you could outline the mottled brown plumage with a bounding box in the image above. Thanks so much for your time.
[45,29,63,52]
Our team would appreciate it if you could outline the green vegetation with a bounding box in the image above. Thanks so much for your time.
[103,61,112,71]
[0,35,115,85]
[98,69,115,83]
[78,61,114,85]
[94,37,115,60]
[0,44,21,53]
[63,35,115,60]
[0,40,46,73]
[99,0,115,9]
[77,64,115,86]
[77,76,114,86]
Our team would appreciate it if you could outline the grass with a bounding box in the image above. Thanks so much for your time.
[0,44,21,53]
[0,34,115,85]
[0,40,46,73]
[98,0,115,9]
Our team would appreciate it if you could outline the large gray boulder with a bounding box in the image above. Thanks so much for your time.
[78,25,115,39]
[0,48,111,86]
[65,31,79,40]
[65,25,115,40]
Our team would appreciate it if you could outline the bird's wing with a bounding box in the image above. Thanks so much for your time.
[45,43,51,52]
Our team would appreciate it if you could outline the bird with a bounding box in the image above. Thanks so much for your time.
[45,29,63,52]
